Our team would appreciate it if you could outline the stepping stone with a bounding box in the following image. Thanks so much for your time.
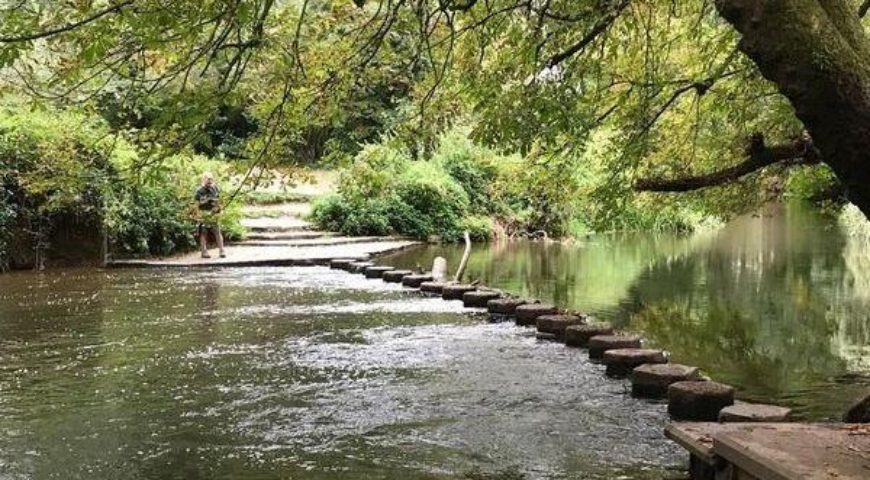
[587,335,642,359]
[442,284,477,300]
[667,381,735,421]
[536,314,585,339]
[719,401,792,422]
[419,281,445,294]
[463,290,501,308]
[631,363,701,398]
[602,348,667,378]
[514,303,558,326]
[536,332,558,342]
[329,258,356,270]
[487,297,529,314]
[402,274,433,288]
[382,269,413,283]
[844,392,870,423]
[565,324,614,348]
[364,266,395,279]
[349,261,375,273]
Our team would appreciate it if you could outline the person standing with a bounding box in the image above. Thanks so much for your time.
[195,172,226,258]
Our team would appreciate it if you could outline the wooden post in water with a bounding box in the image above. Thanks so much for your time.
[454,231,471,282]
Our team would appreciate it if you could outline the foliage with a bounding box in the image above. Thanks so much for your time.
[0,102,244,267]
[311,141,473,240]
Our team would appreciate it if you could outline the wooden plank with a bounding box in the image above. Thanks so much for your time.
[712,423,870,480]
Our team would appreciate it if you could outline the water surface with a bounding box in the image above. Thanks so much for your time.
[0,267,684,479]
[384,204,870,420]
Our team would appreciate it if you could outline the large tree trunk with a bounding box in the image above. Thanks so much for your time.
[715,0,870,216]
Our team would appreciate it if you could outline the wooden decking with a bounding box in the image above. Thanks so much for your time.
[666,422,870,479]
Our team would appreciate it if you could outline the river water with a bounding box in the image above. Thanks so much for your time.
[1,203,867,479]
[384,203,870,421]
[0,266,683,479]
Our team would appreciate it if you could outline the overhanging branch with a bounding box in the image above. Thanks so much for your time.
[634,133,821,192]
[544,0,630,68]
[0,1,134,43]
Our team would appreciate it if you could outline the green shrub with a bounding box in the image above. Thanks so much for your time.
[0,102,245,265]
[433,129,501,212]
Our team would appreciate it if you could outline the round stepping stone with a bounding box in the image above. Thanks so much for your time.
[382,270,413,283]
[631,363,701,398]
[536,314,585,339]
[719,402,791,422]
[667,381,735,421]
[514,303,558,326]
[402,274,433,288]
[419,281,445,294]
[487,297,529,315]
[442,284,477,300]
[536,332,558,342]
[349,261,374,273]
[364,266,395,279]
[463,290,501,308]
[587,335,642,359]
[329,258,356,270]
[603,348,667,378]
[565,324,614,348]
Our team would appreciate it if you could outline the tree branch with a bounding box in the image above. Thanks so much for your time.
[860,0,870,18]
[0,0,134,43]
[634,133,821,192]
[545,0,630,68]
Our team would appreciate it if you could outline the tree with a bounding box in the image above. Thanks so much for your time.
[1,1,868,217]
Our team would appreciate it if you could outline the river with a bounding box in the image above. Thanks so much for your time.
[0,203,867,479]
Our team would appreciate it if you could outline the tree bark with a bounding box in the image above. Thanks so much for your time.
[714,0,870,216]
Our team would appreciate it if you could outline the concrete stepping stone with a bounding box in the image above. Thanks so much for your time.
[514,303,558,326]
[536,314,585,339]
[329,258,356,270]
[442,284,477,300]
[536,332,558,342]
[486,298,528,315]
[463,290,501,308]
[587,335,642,359]
[631,363,701,398]
[719,401,792,422]
[419,281,445,294]
[382,270,413,283]
[349,261,375,273]
[364,265,394,278]
[402,274,433,288]
[602,348,667,377]
[667,381,735,421]
[565,324,614,348]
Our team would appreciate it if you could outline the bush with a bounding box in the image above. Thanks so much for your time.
[0,102,245,266]
[310,141,480,241]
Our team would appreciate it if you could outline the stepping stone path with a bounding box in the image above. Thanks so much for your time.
[719,402,792,422]
[588,335,642,359]
[631,363,701,398]
[364,266,395,278]
[565,324,614,348]
[667,381,735,421]
[486,298,528,314]
[442,284,477,300]
[330,258,356,270]
[402,274,433,288]
[349,261,375,273]
[515,304,558,326]
[463,290,501,308]
[419,281,445,294]
[536,314,585,339]
[602,348,667,377]
[382,269,413,282]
